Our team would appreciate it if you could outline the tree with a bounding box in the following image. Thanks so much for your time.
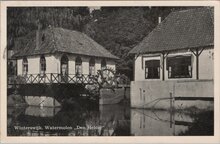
[7,7,91,50]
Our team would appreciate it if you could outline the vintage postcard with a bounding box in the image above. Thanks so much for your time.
[1,0,220,143]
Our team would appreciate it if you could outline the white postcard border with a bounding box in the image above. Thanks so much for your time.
[1,1,220,143]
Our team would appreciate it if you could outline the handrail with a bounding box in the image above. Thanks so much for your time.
[9,73,98,85]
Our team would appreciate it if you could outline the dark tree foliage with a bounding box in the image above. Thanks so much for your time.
[179,110,214,136]
[7,6,197,79]
[85,7,195,79]
[7,7,90,49]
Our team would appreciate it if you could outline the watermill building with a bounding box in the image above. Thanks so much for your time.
[11,27,118,107]
[129,8,214,109]
[13,27,118,84]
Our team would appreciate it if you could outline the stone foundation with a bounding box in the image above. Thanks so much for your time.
[130,80,214,110]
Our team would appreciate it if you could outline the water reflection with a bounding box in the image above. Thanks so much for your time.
[7,104,213,136]
[7,104,130,136]
[25,106,61,117]
[131,109,192,136]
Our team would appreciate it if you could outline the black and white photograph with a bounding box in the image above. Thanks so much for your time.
[1,1,220,143]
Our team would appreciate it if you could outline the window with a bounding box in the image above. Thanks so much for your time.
[75,56,82,75]
[145,60,160,79]
[8,61,14,76]
[101,59,106,70]
[22,57,28,75]
[40,55,46,74]
[167,56,192,78]
[89,58,95,75]
[101,59,107,77]
[61,55,69,82]
[61,55,69,76]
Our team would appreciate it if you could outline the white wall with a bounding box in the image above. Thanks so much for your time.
[134,55,144,81]
[64,55,115,75]
[134,48,214,81]
[82,57,89,75]
[17,59,23,75]
[17,56,40,75]
[199,48,214,79]
[45,55,59,73]
[17,55,59,75]
[17,54,116,76]
[67,55,76,74]
[28,56,40,74]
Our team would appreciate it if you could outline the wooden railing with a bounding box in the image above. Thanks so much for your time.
[9,73,98,85]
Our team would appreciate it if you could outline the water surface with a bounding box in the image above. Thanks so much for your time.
[7,103,213,136]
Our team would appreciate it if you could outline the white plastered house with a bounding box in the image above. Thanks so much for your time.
[13,27,119,83]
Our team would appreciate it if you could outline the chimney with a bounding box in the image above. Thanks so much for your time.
[158,16,161,24]
[36,20,41,50]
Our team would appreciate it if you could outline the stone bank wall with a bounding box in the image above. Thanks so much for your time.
[130,80,214,110]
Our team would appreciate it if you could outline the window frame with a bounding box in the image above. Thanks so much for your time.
[60,54,69,75]
[40,55,46,75]
[166,55,192,79]
[145,60,160,79]
[22,57,28,75]
[101,59,107,70]
[75,56,82,76]
[60,55,69,82]
[89,58,95,76]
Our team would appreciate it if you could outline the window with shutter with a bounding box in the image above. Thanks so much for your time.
[145,60,160,79]
[89,58,95,75]
[75,56,82,76]
[40,55,46,75]
[22,57,28,75]
[167,56,192,78]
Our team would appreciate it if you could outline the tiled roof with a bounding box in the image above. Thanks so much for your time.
[129,8,214,54]
[13,27,119,60]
